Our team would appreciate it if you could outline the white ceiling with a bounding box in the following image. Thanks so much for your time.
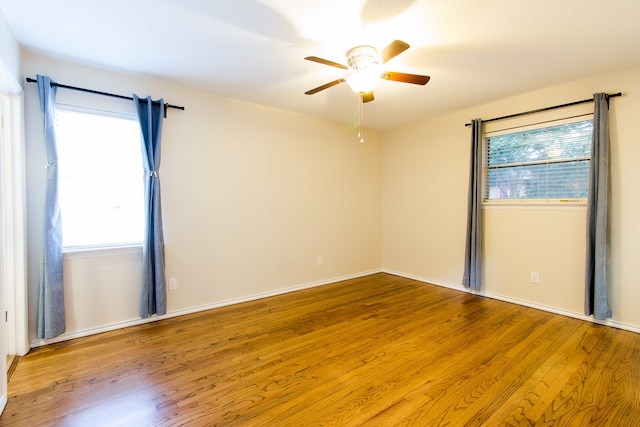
[1,0,640,130]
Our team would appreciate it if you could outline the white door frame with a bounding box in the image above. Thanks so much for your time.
[0,67,29,363]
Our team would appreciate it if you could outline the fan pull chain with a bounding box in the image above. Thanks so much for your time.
[358,93,364,143]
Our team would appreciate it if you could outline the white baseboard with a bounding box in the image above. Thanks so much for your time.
[382,268,640,334]
[30,269,382,348]
[0,393,6,416]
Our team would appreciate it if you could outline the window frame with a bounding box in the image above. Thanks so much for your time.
[482,114,593,207]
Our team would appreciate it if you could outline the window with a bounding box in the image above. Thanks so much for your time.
[55,108,144,249]
[485,119,593,202]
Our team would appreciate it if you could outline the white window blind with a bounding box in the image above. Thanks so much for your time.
[485,119,593,201]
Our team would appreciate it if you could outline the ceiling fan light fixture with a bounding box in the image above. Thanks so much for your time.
[345,67,381,94]
[345,45,381,94]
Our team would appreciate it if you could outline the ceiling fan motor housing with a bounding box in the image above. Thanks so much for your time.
[347,45,380,71]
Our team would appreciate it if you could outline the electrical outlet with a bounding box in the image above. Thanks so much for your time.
[168,277,178,291]
[530,271,540,284]
[317,256,323,266]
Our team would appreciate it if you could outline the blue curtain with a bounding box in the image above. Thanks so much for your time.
[134,95,166,318]
[585,93,611,320]
[463,119,483,291]
[36,75,66,339]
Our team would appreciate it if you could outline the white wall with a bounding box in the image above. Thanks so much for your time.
[0,7,19,82]
[23,52,382,343]
[382,64,640,331]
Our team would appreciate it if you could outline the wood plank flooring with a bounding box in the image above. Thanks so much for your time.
[1,273,639,426]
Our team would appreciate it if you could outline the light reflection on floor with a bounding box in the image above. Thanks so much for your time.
[60,386,165,426]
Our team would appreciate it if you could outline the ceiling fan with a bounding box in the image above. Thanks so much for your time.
[304,40,430,103]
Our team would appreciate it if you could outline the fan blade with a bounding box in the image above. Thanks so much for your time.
[380,40,410,63]
[382,72,430,85]
[304,56,349,69]
[361,91,375,103]
[305,78,346,95]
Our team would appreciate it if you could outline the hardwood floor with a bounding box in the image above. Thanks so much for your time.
[2,273,639,426]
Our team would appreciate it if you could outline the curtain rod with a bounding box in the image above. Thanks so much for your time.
[25,77,185,118]
[464,92,621,127]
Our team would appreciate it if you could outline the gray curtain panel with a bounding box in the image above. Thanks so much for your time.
[36,75,66,339]
[585,93,611,320]
[463,119,483,291]
[134,95,167,318]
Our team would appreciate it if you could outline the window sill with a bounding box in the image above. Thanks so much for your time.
[63,244,142,260]
[483,199,587,210]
